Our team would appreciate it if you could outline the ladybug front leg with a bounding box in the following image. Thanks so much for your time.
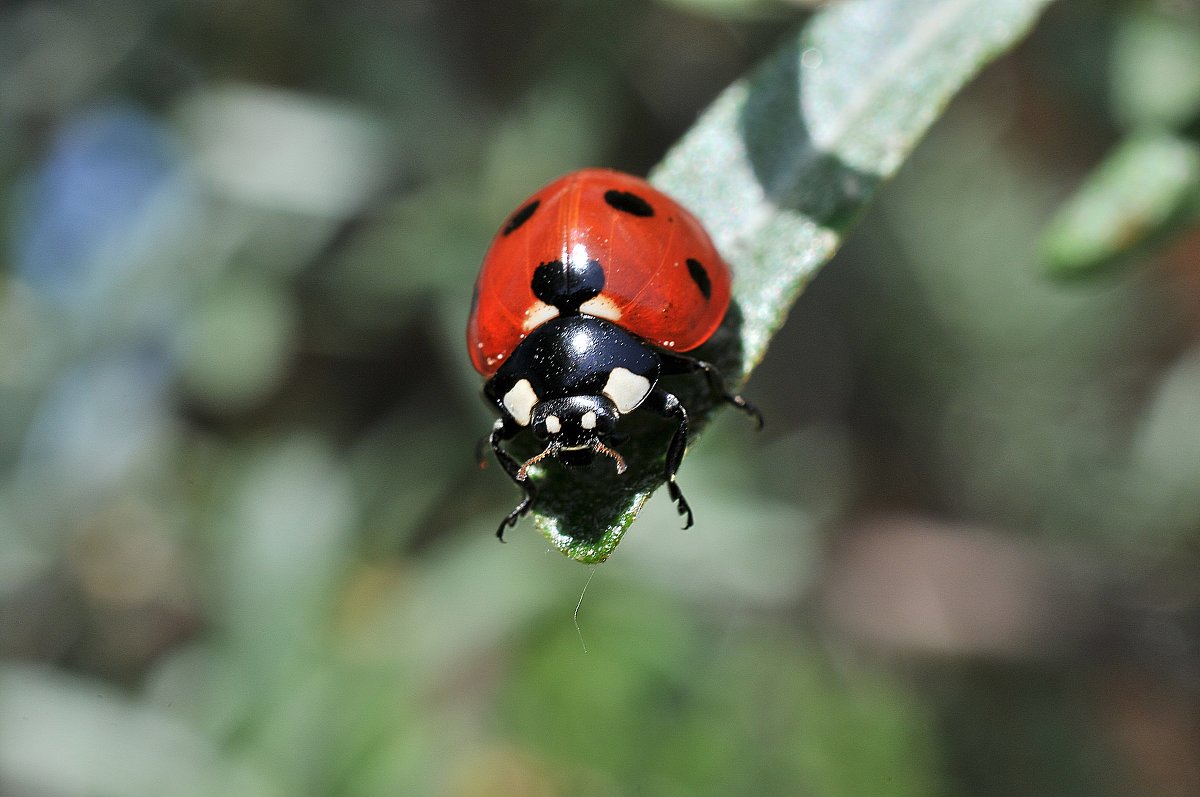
[643,388,694,529]
[657,351,763,428]
[488,417,537,540]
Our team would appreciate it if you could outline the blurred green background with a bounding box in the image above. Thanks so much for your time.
[2,0,1199,795]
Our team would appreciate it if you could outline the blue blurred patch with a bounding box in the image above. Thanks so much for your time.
[11,106,184,306]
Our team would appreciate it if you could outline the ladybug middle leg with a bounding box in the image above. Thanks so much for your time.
[647,352,763,529]
[488,417,537,540]
[657,351,764,429]
[643,387,695,529]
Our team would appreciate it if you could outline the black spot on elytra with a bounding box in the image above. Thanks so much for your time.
[532,258,605,312]
[604,190,654,217]
[686,258,712,300]
[502,199,540,235]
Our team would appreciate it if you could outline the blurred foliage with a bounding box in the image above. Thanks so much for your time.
[1042,131,1200,276]
[1,1,1199,797]
[1042,0,1200,275]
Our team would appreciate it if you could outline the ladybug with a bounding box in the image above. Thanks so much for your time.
[468,168,761,540]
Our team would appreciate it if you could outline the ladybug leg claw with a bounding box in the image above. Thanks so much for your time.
[497,494,534,541]
[658,352,763,429]
[645,388,694,529]
[667,479,694,530]
[489,417,538,541]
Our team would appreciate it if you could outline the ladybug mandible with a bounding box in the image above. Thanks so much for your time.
[468,168,761,540]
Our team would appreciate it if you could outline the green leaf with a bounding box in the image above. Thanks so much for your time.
[1041,132,1200,278]
[528,0,1056,563]
[1112,5,1200,130]
[656,0,801,19]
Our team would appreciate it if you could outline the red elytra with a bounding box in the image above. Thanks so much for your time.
[467,168,731,377]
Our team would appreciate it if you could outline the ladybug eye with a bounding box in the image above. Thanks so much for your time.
[604,189,654,217]
[686,258,712,300]
[502,199,540,235]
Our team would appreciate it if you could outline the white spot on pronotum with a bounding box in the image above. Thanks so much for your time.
[522,301,559,332]
[502,379,539,426]
[580,410,597,430]
[603,367,651,414]
[579,295,622,322]
[545,414,561,434]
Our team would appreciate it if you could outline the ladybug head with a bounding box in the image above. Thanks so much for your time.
[516,396,625,479]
